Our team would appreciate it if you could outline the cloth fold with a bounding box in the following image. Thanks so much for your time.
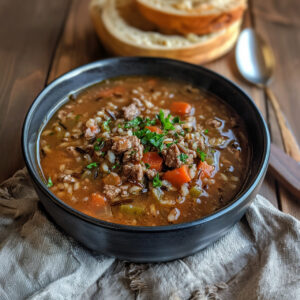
[0,169,299,300]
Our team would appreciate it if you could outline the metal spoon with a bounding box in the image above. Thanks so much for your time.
[235,28,300,162]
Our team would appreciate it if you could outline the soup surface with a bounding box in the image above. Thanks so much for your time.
[39,76,249,226]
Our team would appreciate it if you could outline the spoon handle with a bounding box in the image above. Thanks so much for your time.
[265,86,300,162]
[268,143,300,199]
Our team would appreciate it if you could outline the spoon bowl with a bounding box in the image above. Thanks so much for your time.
[235,28,275,86]
[235,28,300,162]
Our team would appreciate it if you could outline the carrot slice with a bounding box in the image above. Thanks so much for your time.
[170,102,192,115]
[145,126,162,134]
[90,193,107,208]
[98,86,125,98]
[197,161,214,179]
[163,165,191,187]
[142,152,163,171]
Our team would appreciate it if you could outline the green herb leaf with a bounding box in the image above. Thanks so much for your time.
[75,114,81,121]
[178,153,188,163]
[102,119,111,132]
[86,162,99,169]
[134,128,165,151]
[157,110,175,131]
[124,117,143,129]
[143,117,156,127]
[47,177,53,188]
[172,116,180,124]
[166,143,173,148]
[94,138,104,151]
[197,148,207,162]
[112,162,120,170]
[145,163,150,169]
[153,173,162,188]
[204,129,208,134]
[172,116,184,124]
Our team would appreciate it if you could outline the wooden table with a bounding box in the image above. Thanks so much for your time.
[0,0,299,218]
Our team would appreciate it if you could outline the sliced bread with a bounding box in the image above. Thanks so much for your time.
[136,0,247,35]
[90,0,242,64]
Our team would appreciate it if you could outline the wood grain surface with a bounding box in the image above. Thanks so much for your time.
[0,0,299,218]
[0,0,71,182]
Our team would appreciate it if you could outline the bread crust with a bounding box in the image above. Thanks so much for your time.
[90,0,241,64]
[136,0,246,35]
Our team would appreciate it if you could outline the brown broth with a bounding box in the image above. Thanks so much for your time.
[39,76,250,226]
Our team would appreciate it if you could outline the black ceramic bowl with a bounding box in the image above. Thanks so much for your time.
[22,57,270,262]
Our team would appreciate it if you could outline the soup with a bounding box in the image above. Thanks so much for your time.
[39,76,250,226]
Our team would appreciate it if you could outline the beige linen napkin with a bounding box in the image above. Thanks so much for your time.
[0,169,299,300]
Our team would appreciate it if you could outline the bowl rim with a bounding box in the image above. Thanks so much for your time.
[22,56,270,233]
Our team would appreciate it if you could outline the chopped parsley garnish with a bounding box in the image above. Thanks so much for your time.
[124,117,156,129]
[204,129,208,134]
[124,117,143,129]
[134,128,165,151]
[112,163,120,170]
[130,150,137,156]
[157,110,175,131]
[178,153,188,163]
[211,149,216,154]
[75,114,81,121]
[143,117,156,127]
[197,148,207,162]
[102,119,111,131]
[166,143,173,148]
[145,163,150,169]
[143,145,151,153]
[94,138,104,151]
[172,116,184,124]
[153,173,162,188]
[86,162,99,169]
[47,177,53,188]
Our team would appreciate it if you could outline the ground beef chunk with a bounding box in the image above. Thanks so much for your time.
[103,185,121,200]
[177,144,197,164]
[111,136,135,153]
[145,168,157,180]
[123,163,144,182]
[122,103,140,120]
[162,144,182,168]
[123,143,144,163]
[111,136,144,162]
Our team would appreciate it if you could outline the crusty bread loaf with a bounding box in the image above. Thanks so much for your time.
[136,0,247,35]
[90,0,242,64]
